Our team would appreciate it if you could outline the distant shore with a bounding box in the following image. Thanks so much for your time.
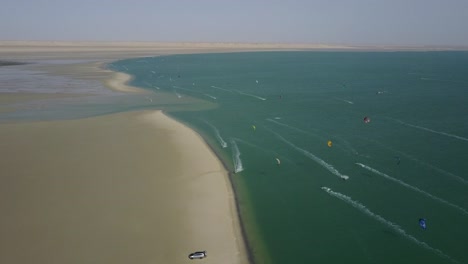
[1,41,466,62]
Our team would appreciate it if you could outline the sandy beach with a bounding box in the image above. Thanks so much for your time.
[0,42,254,264]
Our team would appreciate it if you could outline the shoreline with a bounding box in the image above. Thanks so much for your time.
[2,41,467,53]
[166,112,257,264]
[0,45,255,264]
[0,109,249,264]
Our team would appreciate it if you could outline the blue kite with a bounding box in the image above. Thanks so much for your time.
[419,218,427,230]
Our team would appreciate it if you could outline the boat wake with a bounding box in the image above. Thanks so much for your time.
[356,163,468,216]
[321,186,459,264]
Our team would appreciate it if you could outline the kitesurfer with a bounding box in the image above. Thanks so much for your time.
[419,218,427,230]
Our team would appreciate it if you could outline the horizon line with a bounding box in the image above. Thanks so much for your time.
[1,40,468,51]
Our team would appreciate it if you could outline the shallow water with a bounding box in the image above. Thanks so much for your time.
[0,60,215,123]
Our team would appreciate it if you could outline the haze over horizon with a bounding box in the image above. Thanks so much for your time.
[1,0,468,47]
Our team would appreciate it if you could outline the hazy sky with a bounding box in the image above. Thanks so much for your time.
[1,0,468,46]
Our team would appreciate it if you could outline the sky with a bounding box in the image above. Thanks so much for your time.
[1,0,468,46]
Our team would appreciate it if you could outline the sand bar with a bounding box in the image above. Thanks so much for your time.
[0,109,249,264]
[0,43,251,264]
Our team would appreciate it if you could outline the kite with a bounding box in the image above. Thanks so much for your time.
[276,158,281,165]
[419,218,427,230]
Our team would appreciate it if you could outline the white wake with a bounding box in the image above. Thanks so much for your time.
[356,163,468,216]
[204,121,227,148]
[230,139,244,173]
[234,89,267,101]
[321,187,459,264]
[269,129,349,180]
[210,85,233,93]
[391,118,468,143]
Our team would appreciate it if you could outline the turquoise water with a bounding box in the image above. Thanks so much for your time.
[110,52,468,264]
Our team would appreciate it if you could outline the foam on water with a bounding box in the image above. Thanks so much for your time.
[230,139,244,173]
[356,163,468,216]
[321,186,459,264]
[269,129,349,180]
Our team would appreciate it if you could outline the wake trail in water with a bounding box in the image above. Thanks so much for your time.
[204,94,217,100]
[367,138,467,185]
[321,187,459,264]
[267,119,358,156]
[333,136,360,156]
[233,137,291,164]
[233,89,267,101]
[356,163,468,216]
[266,118,322,138]
[210,85,233,93]
[173,85,203,96]
[390,118,468,143]
[267,118,308,133]
[174,91,182,98]
[420,77,467,85]
[230,139,244,173]
[204,121,227,148]
[334,97,354,104]
[269,129,349,180]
